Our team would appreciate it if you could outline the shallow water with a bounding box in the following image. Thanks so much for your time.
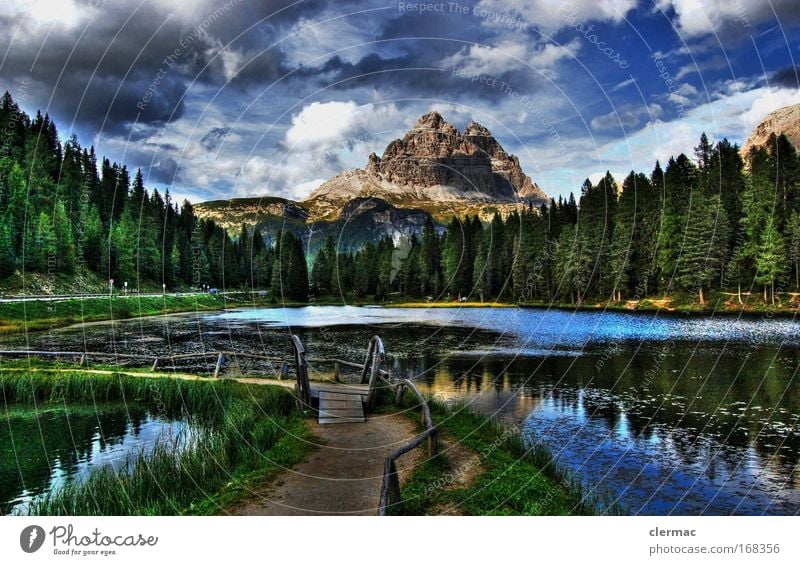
[3,305,799,515]
[0,404,194,514]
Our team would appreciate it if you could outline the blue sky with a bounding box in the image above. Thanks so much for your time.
[1,0,799,203]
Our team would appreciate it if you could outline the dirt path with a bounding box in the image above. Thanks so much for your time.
[227,413,424,515]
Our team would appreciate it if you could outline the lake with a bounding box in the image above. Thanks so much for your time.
[0,404,195,515]
[2,305,799,515]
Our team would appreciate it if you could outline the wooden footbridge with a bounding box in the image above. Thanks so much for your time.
[0,335,437,514]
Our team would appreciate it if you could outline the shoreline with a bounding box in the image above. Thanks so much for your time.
[1,292,798,335]
[388,399,609,515]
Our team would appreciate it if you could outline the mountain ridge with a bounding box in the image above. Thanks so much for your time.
[304,111,547,221]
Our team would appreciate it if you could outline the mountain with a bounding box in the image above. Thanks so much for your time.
[304,111,547,221]
[193,196,308,232]
[193,111,548,252]
[742,102,800,155]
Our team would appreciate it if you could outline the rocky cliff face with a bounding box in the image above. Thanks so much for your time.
[193,111,549,252]
[193,197,308,231]
[742,102,800,156]
[305,111,547,220]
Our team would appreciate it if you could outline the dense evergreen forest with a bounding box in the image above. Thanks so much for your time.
[0,92,307,298]
[2,92,799,305]
[313,133,800,306]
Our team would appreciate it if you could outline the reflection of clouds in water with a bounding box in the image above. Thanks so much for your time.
[5,410,194,515]
[2,306,798,515]
[209,306,800,348]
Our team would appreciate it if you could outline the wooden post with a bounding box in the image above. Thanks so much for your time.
[333,361,340,383]
[213,353,224,378]
[359,339,374,384]
[79,354,86,367]
[384,458,401,508]
[151,357,159,372]
[428,430,438,458]
[394,383,406,405]
[279,361,288,381]
[291,335,311,408]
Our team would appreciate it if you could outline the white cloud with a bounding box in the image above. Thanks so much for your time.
[656,0,800,38]
[476,0,637,34]
[590,103,664,131]
[2,0,82,28]
[667,82,699,106]
[442,38,580,79]
[285,101,362,150]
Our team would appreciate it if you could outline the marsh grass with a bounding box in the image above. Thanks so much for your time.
[1,370,308,515]
[0,295,230,333]
[391,398,619,516]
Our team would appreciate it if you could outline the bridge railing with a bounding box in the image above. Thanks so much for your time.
[378,378,438,516]
[289,335,393,410]
[0,349,290,379]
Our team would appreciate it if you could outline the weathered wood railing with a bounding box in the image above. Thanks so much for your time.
[378,378,438,516]
[0,349,290,379]
[289,334,392,411]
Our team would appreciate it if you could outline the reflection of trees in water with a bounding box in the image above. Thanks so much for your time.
[0,405,149,513]
[5,315,799,486]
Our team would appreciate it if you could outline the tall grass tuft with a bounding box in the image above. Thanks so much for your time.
[2,370,303,515]
[394,396,619,515]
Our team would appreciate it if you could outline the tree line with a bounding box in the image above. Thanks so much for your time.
[0,92,306,296]
[3,91,799,306]
[314,132,800,306]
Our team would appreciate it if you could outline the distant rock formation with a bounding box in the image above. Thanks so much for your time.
[305,111,547,220]
[742,102,800,156]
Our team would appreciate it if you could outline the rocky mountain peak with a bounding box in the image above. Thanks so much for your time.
[742,102,800,156]
[414,111,448,129]
[305,111,548,221]
[464,120,492,137]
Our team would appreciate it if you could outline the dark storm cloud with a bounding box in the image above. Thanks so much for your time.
[148,156,180,184]
[772,65,800,89]
[201,127,232,151]
[0,0,313,134]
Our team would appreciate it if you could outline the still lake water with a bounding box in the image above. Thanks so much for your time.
[0,405,193,515]
[3,305,799,515]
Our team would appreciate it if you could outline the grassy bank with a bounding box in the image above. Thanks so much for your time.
[394,290,800,316]
[0,369,310,515]
[0,294,228,333]
[390,400,612,516]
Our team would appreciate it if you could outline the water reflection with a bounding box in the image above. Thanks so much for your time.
[0,405,194,514]
[2,306,798,515]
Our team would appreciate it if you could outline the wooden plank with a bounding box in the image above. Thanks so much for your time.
[318,399,362,409]
[318,391,365,423]
[318,392,366,402]
[319,417,364,424]
[319,408,365,418]
[313,383,369,393]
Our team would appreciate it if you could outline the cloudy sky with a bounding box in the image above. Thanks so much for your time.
[1,0,799,203]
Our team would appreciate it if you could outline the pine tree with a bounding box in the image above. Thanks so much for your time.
[787,211,800,290]
[755,217,786,304]
[675,194,729,304]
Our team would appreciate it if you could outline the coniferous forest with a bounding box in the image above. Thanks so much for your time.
[2,91,799,306]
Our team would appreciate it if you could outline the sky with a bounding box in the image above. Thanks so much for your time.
[1,0,799,204]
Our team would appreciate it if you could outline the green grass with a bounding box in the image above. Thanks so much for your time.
[1,369,309,515]
[390,400,615,516]
[0,295,230,333]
